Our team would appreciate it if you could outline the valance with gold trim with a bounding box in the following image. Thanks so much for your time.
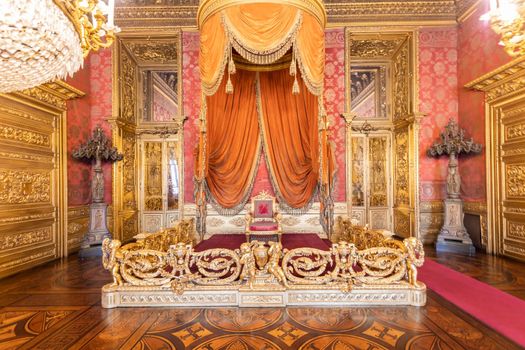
[198,0,326,96]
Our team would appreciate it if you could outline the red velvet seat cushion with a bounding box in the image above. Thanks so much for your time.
[249,222,278,231]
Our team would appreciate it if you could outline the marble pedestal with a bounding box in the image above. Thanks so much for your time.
[436,198,475,255]
[79,203,111,257]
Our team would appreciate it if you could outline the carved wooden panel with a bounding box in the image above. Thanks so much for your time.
[500,102,525,260]
[0,82,81,277]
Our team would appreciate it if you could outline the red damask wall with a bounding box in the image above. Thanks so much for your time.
[182,29,347,205]
[182,31,201,204]
[66,48,113,206]
[324,28,346,203]
[418,27,459,201]
[457,2,513,201]
[66,63,92,206]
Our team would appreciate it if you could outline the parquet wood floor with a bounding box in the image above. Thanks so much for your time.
[0,249,522,350]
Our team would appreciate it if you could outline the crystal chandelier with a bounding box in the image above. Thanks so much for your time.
[0,0,118,93]
[481,0,525,57]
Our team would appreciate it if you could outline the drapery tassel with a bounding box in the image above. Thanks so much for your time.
[292,76,300,95]
[228,56,236,75]
[226,75,234,94]
[226,45,235,94]
[289,56,296,76]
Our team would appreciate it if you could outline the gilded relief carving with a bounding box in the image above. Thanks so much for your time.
[121,50,137,123]
[508,222,525,240]
[506,164,525,197]
[392,42,410,120]
[122,132,137,210]
[0,170,50,204]
[394,131,409,206]
[394,211,410,236]
[506,123,525,141]
[144,142,163,211]
[369,137,387,207]
[0,227,52,250]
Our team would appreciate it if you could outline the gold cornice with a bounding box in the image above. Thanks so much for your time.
[7,80,85,111]
[456,0,481,23]
[115,1,459,28]
[465,57,525,102]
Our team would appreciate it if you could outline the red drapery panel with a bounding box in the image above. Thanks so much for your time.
[258,69,320,208]
[205,69,260,209]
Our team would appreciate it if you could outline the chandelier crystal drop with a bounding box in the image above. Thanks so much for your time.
[0,0,118,94]
[480,0,525,57]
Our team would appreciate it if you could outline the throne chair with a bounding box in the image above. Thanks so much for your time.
[245,191,282,243]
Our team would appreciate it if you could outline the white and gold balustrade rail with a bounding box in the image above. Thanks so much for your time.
[101,233,426,308]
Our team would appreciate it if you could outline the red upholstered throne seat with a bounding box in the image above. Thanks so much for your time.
[245,191,282,243]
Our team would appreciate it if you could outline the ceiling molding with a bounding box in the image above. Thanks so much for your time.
[115,0,459,28]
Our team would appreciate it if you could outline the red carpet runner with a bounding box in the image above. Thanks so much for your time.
[419,259,525,347]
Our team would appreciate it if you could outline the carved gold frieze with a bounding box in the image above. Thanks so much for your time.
[350,38,405,59]
[124,41,178,64]
[506,164,525,198]
[0,227,52,250]
[0,124,50,147]
[0,170,51,204]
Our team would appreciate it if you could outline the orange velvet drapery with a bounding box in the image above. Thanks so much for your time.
[258,69,320,209]
[204,69,260,210]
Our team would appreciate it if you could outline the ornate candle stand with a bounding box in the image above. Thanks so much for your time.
[73,126,123,255]
[427,119,482,255]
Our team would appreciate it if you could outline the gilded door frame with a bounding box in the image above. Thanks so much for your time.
[111,29,185,242]
[342,28,421,237]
